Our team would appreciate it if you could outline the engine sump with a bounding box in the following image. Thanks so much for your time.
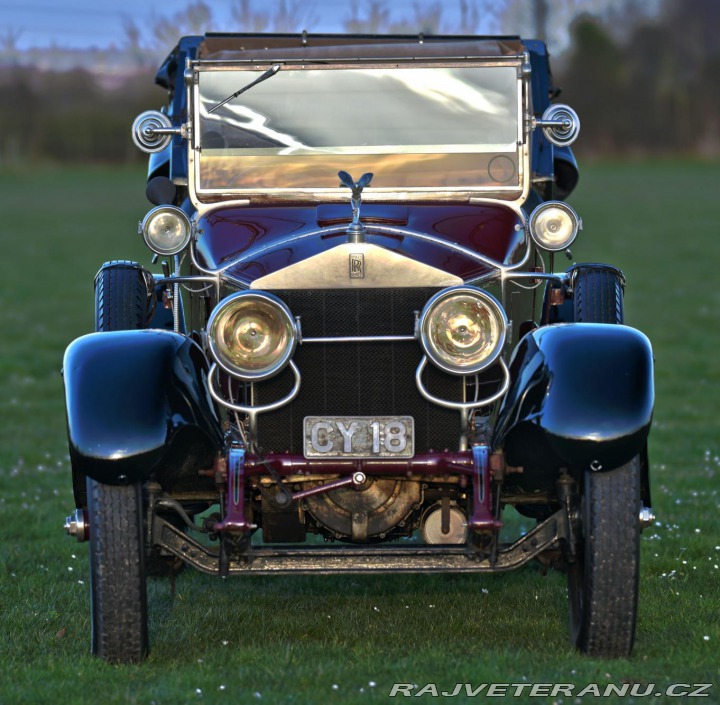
[304,477,421,542]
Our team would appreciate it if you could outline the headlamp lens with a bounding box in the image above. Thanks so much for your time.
[208,292,296,380]
[141,206,191,255]
[529,201,580,251]
[420,288,506,375]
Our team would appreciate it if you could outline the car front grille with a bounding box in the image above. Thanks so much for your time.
[253,288,464,454]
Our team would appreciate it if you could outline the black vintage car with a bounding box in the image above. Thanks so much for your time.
[63,33,654,663]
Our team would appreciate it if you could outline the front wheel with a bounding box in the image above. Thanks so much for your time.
[573,264,624,324]
[87,263,152,663]
[87,478,148,664]
[567,456,641,658]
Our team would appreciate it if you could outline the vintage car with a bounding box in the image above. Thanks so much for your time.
[63,33,654,663]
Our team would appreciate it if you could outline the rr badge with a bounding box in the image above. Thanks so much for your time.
[349,253,365,278]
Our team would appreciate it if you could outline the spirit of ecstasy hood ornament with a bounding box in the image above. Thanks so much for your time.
[338,170,373,243]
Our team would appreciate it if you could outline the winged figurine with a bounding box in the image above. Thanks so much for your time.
[338,170,373,226]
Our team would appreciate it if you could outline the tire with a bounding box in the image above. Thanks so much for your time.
[568,457,641,657]
[95,261,151,331]
[567,263,638,657]
[573,265,624,324]
[87,261,150,663]
[72,263,152,508]
[88,478,148,663]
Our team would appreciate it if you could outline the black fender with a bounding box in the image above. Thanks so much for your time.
[493,323,654,473]
[63,330,223,491]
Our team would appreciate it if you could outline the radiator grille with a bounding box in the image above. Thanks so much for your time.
[253,289,464,454]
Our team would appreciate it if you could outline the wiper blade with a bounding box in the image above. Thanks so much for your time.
[208,64,282,114]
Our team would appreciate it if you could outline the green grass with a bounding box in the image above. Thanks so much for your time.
[1,162,719,704]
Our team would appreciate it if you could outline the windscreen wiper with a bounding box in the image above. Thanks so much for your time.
[208,64,282,114]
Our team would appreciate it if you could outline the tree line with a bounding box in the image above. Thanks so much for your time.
[0,0,717,165]
[560,0,720,156]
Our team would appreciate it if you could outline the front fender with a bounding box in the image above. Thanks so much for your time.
[63,330,223,487]
[494,324,654,472]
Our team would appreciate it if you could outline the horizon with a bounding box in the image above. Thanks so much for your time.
[1,0,481,51]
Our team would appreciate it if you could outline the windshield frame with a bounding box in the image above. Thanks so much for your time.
[187,55,530,209]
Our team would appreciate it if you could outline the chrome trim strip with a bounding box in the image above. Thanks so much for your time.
[154,274,218,285]
[302,335,416,344]
[372,225,529,274]
[504,272,566,282]
[208,360,301,414]
[194,192,523,214]
[172,255,181,334]
[194,57,526,68]
[415,356,510,411]
[191,219,530,284]
[189,241,224,278]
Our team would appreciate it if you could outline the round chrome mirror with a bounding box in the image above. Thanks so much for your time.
[538,104,580,147]
[131,110,174,153]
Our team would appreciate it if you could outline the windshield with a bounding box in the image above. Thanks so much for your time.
[194,64,523,196]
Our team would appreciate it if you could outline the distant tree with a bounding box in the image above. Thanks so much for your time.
[603,0,659,43]
[559,16,626,152]
[533,0,549,42]
[345,1,392,34]
[624,22,683,150]
[271,0,316,32]
[231,0,316,33]
[0,27,23,54]
[387,3,444,34]
[122,18,142,51]
[231,0,269,32]
[0,67,40,163]
[121,18,151,67]
[183,1,214,33]
[496,0,649,50]
[343,0,501,35]
[557,0,720,155]
[151,1,213,51]
[620,0,720,153]
[661,0,720,61]
[458,0,480,34]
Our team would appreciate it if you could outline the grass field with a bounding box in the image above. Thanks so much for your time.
[0,162,718,704]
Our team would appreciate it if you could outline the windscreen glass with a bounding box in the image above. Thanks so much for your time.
[196,65,521,192]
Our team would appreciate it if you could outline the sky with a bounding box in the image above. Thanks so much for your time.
[1,0,477,51]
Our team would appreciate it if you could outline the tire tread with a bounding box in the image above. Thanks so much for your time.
[578,459,641,657]
[573,267,624,324]
[87,261,150,663]
[569,265,638,657]
[88,479,148,663]
[95,261,149,332]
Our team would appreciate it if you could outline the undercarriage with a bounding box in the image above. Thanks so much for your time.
[153,509,566,575]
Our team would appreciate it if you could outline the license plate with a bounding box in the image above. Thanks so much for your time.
[304,416,414,459]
